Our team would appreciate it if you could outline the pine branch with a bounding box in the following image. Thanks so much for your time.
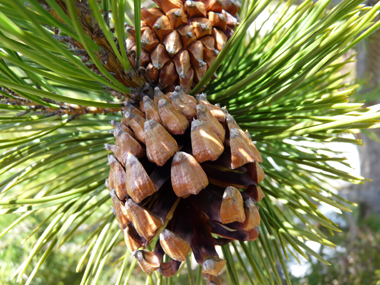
[40,0,146,90]
[0,87,123,116]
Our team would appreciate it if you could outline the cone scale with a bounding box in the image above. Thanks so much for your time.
[107,0,265,283]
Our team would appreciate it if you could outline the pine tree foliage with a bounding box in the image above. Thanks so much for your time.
[0,0,380,284]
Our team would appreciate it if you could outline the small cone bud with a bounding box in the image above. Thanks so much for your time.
[123,111,146,144]
[179,68,194,93]
[123,224,146,252]
[151,44,170,70]
[177,25,197,48]
[212,28,227,51]
[143,96,162,124]
[173,50,191,79]
[208,12,227,31]
[152,0,183,14]
[171,91,197,121]
[174,86,197,108]
[188,41,206,67]
[204,0,223,12]
[110,128,145,163]
[196,104,225,142]
[145,119,179,166]
[220,186,245,224]
[191,18,213,39]
[171,151,209,197]
[163,31,183,57]
[159,62,178,90]
[202,256,226,276]
[222,10,238,27]
[153,16,173,41]
[125,153,157,203]
[247,161,265,183]
[185,1,207,18]
[223,0,240,16]
[110,190,130,229]
[158,260,181,277]
[141,7,164,27]
[110,120,135,137]
[196,93,225,122]
[167,8,188,29]
[133,250,161,274]
[125,199,163,241]
[108,155,128,200]
[160,229,191,261]
[158,99,189,135]
[242,198,260,230]
[141,28,160,52]
[191,119,224,163]
[207,275,222,285]
[146,63,160,82]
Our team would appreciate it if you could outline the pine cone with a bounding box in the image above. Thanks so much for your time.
[106,86,265,283]
[127,0,240,92]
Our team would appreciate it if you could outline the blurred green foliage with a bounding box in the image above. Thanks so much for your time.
[0,213,82,285]
[290,209,380,285]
